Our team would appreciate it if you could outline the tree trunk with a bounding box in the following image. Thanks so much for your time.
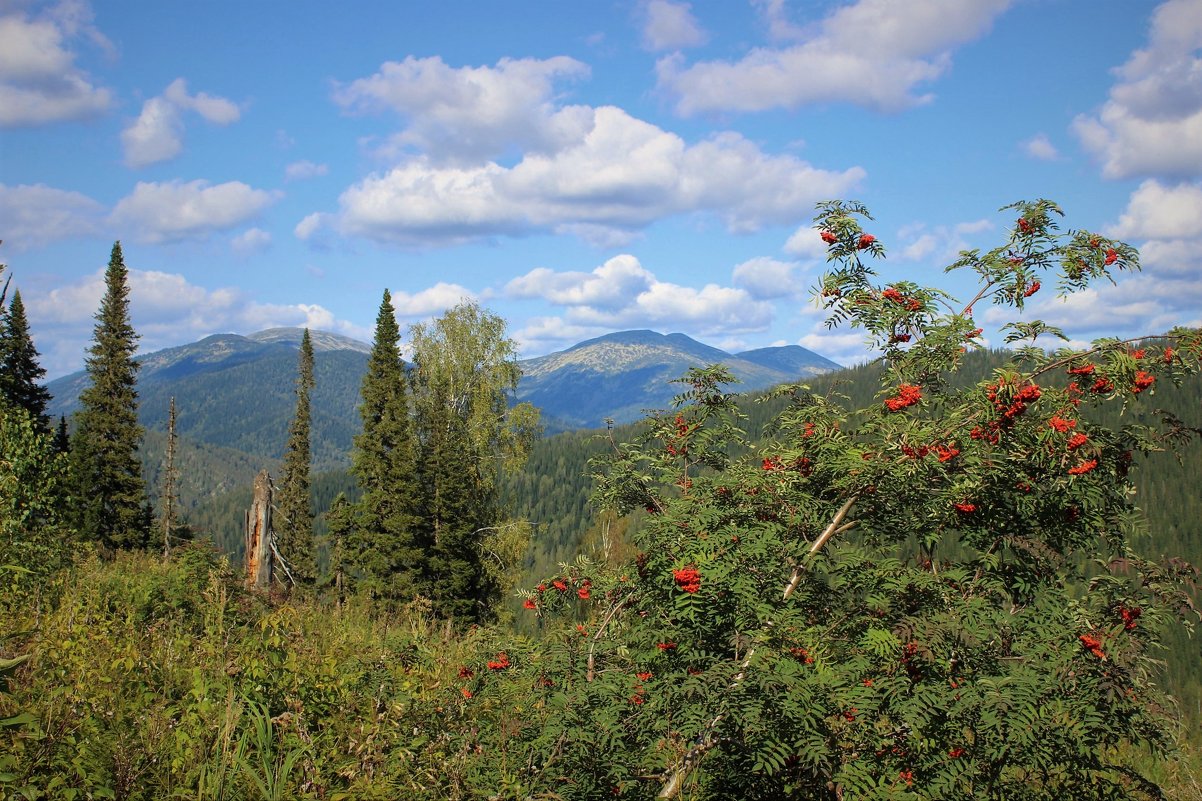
[245,469,273,589]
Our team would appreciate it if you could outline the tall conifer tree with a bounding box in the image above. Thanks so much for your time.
[68,242,149,551]
[160,396,180,560]
[0,290,52,431]
[276,329,317,586]
[347,291,423,599]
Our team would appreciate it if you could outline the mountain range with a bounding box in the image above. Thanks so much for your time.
[46,327,841,475]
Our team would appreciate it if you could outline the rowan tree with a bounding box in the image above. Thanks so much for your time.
[477,200,1201,800]
[68,242,150,552]
[346,290,424,600]
[276,329,317,586]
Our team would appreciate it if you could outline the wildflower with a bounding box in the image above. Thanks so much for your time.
[674,567,702,593]
[1133,371,1155,393]
[1068,459,1098,476]
[821,230,838,244]
[523,598,538,610]
[1067,432,1088,450]
[1105,248,1118,265]
[857,234,875,249]
[1023,281,1041,297]
[1049,415,1076,432]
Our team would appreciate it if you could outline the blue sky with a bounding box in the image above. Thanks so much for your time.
[2,0,1200,378]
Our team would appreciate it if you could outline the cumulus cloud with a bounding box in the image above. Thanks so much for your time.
[1073,0,1202,179]
[231,227,271,253]
[25,266,369,378]
[894,218,994,263]
[657,0,1013,115]
[1107,179,1202,241]
[333,55,591,164]
[121,78,241,167]
[390,282,476,317]
[0,1,112,126]
[285,160,329,180]
[797,329,868,366]
[326,106,862,246]
[641,0,708,51]
[731,256,807,299]
[0,182,104,248]
[109,180,280,244]
[506,254,774,347]
[1022,133,1058,161]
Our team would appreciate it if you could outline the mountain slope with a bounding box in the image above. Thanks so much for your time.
[517,330,841,429]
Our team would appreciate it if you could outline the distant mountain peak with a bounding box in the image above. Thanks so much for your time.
[247,328,371,354]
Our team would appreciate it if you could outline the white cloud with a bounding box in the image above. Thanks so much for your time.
[333,55,591,164]
[390,282,476,317]
[0,2,112,126]
[329,106,863,246]
[0,182,104,248]
[1073,0,1202,179]
[121,78,240,168]
[1022,133,1058,161]
[658,0,1013,115]
[294,212,326,241]
[1107,179,1202,240]
[231,227,271,253]
[797,330,867,366]
[506,254,774,340]
[26,267,369,378]
[109,180,280,244]
[894,218,994,263]
[783,225,834,259]
[285,160,329,180]
[506,255,654,309]
[641,0,707,51]
[731,256,806,299]
[752,0,810,41]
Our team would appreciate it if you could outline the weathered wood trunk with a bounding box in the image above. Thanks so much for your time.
[245,469,273,589]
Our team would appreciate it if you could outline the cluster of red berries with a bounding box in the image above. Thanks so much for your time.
[882,287,921,311]
[885,383,922,412]
[1120,606,1142,630]
[1079,633,1105,659]
[673,567,701,593]
[487,652,511,671]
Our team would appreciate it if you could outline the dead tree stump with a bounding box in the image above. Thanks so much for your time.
[245,469,273,589]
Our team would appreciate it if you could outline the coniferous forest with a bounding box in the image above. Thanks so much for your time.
[5,202,1202,800]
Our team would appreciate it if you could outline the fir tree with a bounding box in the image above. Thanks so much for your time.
[0,290,52,431]
[68,242,150,551]
[276,329,317,586]
[346,291,424,600]
[53,415,69,454]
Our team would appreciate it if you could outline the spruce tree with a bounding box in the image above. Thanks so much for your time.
[68,242,150,552]
[0,290,52,431]
[346,291,424,600]
[276,328,317,586]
